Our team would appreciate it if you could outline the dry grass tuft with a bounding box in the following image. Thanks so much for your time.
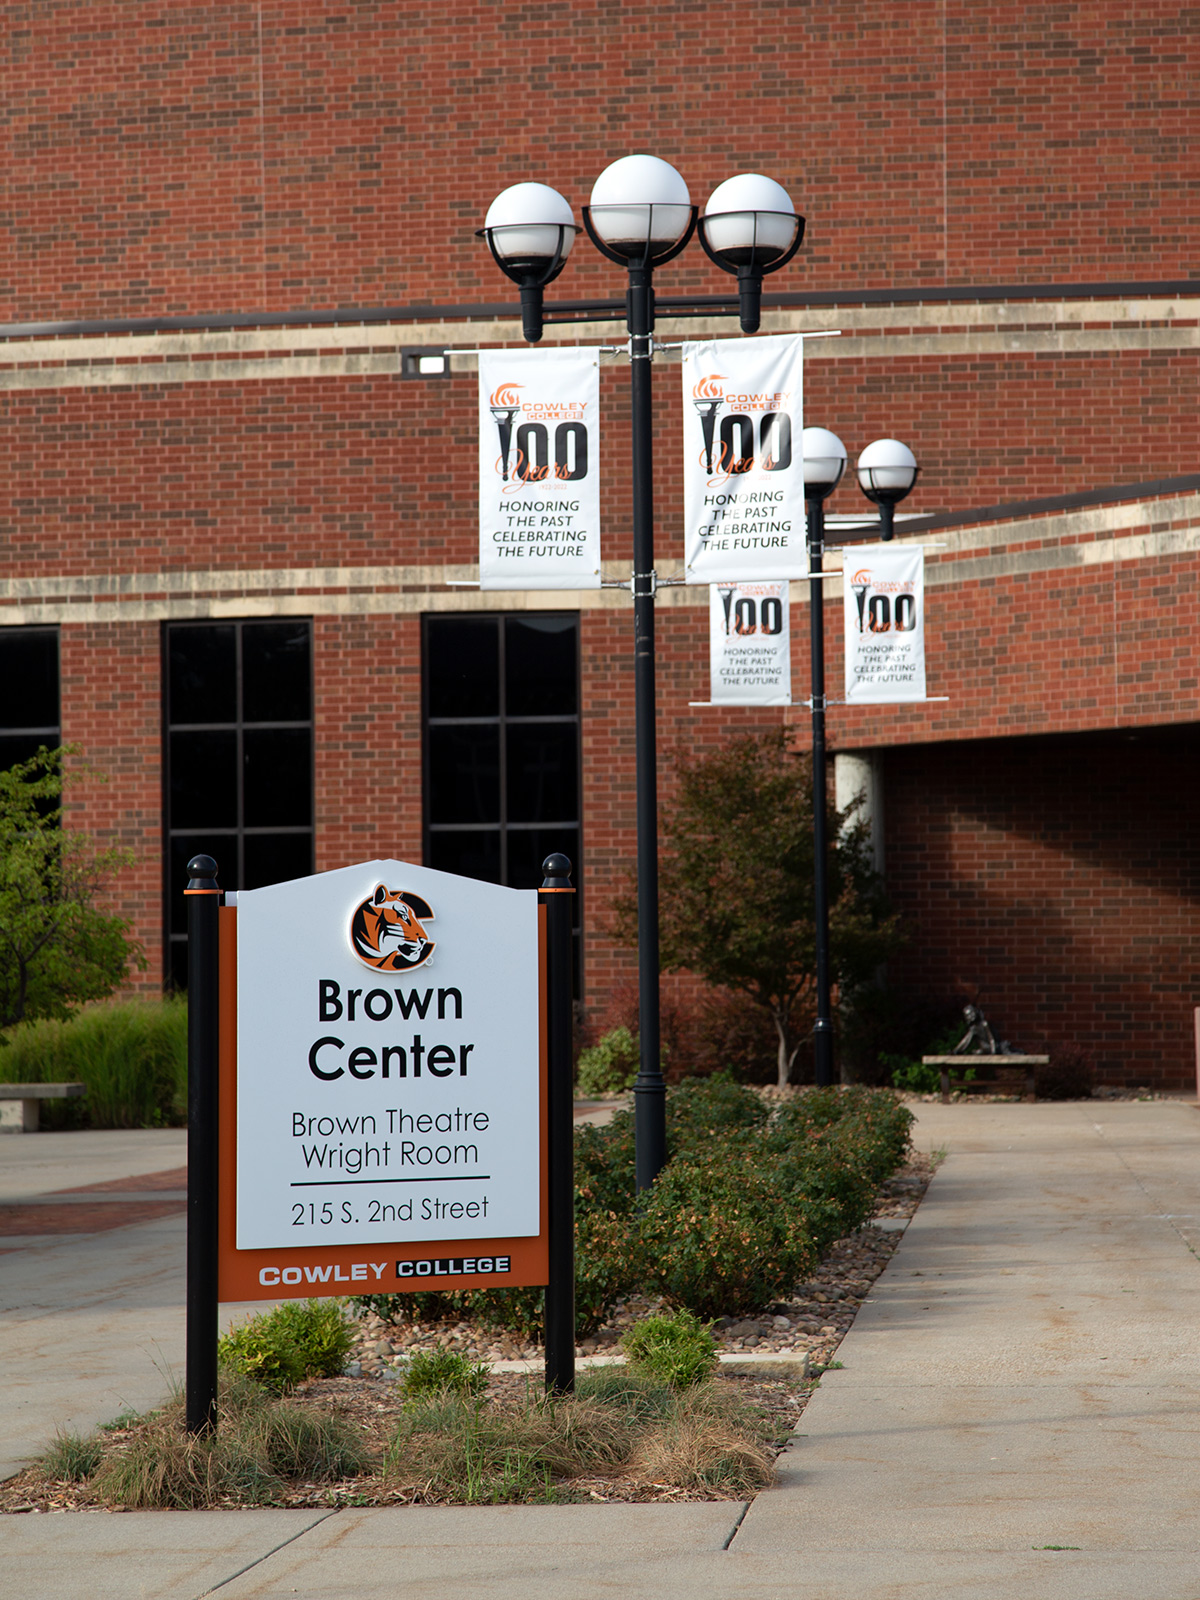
[627,1415,775,1494]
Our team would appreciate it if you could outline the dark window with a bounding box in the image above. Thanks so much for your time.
[165,620,313,988]
[424,614,582,989]
[0,628,60,771]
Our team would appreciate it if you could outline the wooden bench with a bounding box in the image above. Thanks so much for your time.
[922,1056,1050,1105]
[0,1082,87,1132]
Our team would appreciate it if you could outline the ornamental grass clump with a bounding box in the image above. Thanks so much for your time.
[84,1374,371,1509]
[383,1391,628,1504]
[40,1430,104,1483]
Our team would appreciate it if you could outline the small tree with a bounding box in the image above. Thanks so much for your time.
[621,730,902,1088]
[0,748,144,1032]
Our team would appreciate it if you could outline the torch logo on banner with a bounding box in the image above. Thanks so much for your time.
[349,886,436,973]
[692,374,726,475]
[850,569,872,633]
[488,384,523,482]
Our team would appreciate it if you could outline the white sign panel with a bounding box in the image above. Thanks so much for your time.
[235,862,540,1251]
[709,581,791,704]
[479,347,601,590]
[843,544,927,702]
[682,335,805,583]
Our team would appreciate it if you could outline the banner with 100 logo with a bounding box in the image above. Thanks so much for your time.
[478,348,601,591]
[682,335,805,583]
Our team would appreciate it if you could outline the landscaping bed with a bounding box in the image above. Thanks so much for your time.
[2,1082,931,1513]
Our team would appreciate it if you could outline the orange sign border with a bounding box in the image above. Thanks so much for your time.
[217,902,550,1302]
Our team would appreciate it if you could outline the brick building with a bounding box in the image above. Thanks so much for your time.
[1,2,1196,1086]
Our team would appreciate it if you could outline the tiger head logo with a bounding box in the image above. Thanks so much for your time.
[349,886,436,972]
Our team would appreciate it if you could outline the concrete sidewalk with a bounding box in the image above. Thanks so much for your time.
[3,1102,1199,1597]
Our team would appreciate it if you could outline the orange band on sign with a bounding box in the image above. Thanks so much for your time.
[216,903,549,1302]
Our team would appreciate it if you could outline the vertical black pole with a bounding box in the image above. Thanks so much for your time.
[879,500,895,541]
[628,266,667,1193]
[540,853,576,1396]
[806,501,835,1089]
[185,854,221,1435]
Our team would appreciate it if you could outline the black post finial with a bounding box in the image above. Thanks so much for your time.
[186,854,219,892]
[540,853,573,890]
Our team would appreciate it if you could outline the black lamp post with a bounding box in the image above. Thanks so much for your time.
[800,427,847,1089]
[481,156,803,1188]
[802,428,920,1088]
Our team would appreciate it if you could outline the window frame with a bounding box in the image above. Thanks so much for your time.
[0,626,61,763]
[421,610,584,988]
[162,618,315,985]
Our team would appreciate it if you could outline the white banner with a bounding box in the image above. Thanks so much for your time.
[478,348,601,590]
[682,335,805,583]
[709,581,791,704]
[843,544,927,702]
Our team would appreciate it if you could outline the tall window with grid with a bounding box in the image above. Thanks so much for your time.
[164,620,313,988]
[0,628,60,771]
[423,613,582,984]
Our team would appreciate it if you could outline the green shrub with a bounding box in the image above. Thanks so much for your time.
[639,1143,816,1320]
[402,1348,489,1401]
[219,1299,354,1394]
[0,997,187,1129]
[360,1080,911,1344]
[885,1055,942,1094]
[575,1025,641,1096]
[620,1309,719,1388]
[667,1071,769,1148]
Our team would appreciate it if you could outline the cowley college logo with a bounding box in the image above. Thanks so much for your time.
[349,886,436,973]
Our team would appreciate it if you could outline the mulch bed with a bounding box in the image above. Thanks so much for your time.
[1,1155,933,1513]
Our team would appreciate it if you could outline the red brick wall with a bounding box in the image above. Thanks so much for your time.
[3,1,1196,322]
[881,728,1200,1091]
[313,613,424,870]
[2,347,1197,586]
[60,620,163,991]
[579,604,787,1026]
[814,529,1200,751]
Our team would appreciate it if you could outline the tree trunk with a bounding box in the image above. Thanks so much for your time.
[773,1008,795,1089]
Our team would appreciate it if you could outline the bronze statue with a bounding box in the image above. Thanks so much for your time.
[951,1003,1020,1057]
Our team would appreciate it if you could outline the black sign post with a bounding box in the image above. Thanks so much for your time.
[185,853,221,1434]
[540,853,576,1395]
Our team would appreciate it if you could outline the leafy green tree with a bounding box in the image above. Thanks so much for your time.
[0,748,144,1031]
[622,730,902,1087]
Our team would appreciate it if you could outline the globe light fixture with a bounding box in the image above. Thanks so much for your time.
[477,182,579,342]
[856,437,920,540]
[802,426,848,499]
[582,155,696,266]
[697,174,805,333]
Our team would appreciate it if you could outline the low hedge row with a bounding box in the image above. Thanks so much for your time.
[354,1079,913,1336]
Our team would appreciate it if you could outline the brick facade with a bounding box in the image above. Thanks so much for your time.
[1,1,1197,1085]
